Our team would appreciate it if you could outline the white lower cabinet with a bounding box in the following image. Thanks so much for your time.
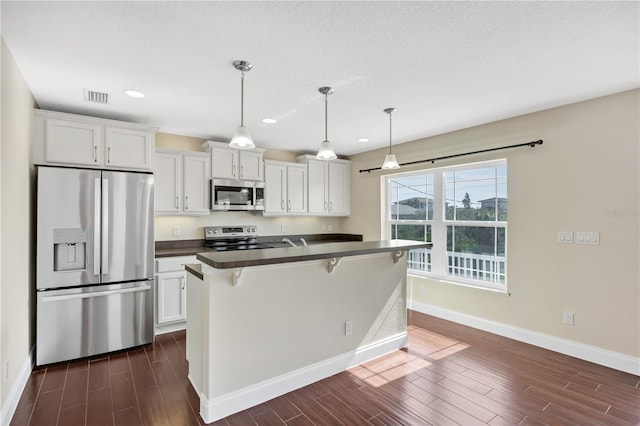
[155,255,199,334]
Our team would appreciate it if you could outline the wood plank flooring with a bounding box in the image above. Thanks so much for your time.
[10,310,640,425]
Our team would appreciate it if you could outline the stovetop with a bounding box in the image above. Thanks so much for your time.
[204,225,272,251]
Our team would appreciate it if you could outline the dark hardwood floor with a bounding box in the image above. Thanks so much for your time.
[10,310,640,425]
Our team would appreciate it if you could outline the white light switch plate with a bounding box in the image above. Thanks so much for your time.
[558,231,573,243]
[576,231,599,245]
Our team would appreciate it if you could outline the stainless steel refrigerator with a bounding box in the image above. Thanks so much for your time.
[36,166,155,366]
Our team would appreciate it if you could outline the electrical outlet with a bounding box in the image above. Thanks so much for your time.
[172,226,180,237]
[281,224,287,233]
[328,224,333,232]
[345,320,352,336]
[563,311,574,326]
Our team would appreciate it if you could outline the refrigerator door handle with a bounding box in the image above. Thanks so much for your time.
[41,284,152,302]
[102,177,109,276]
[93,178,101,276]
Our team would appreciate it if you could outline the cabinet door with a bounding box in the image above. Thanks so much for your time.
[157,271,187,325]
[183,154,211,214]
[45,118,102,166]
[239,151,263,181]
[211,146,237,179]
[105,127,153,171]
[155,152,182,214]
[264,164,286,213]
[287,165,307,213]
[328,162,350,215]
[307,160,328,214]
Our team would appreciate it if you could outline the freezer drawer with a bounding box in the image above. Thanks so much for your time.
[36,280,154,366]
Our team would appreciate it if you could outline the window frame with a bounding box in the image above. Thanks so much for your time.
[384,159,508,293]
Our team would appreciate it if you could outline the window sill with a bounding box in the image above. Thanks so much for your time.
[407,270,509,295]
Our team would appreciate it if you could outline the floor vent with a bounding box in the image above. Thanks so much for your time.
[84,89,109,104]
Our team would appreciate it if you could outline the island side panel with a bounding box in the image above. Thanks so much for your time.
[201,252,407,399]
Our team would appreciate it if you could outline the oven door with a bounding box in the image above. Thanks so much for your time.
[211,179,255,211]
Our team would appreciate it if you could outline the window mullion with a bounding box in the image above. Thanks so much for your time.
[431,171,446,276]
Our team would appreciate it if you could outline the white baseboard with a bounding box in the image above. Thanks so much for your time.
[409,300,640,376]
[1,346,34,426]
[199,332,408,423]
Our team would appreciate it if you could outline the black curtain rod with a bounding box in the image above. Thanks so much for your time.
[359,139,543,173]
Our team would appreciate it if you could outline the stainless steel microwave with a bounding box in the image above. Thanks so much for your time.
[210,179,265,211]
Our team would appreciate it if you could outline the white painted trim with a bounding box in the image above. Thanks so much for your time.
[154,321,186,336]
[199,332,408,423]
[409,301,640,376]
[1,346,34,426]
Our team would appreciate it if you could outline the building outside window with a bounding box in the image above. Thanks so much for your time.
[385,159,507,292]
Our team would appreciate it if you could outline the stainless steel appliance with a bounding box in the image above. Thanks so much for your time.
[205,225,272,251]
[36,166,155,366]
[210,179,265,211]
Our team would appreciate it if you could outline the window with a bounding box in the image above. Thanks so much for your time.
[385,159,507,292]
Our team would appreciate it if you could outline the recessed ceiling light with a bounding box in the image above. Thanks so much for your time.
[358,138,369,143]
[261,118,277,124]
[124,89,145,98]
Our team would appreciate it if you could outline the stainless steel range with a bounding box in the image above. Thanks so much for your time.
[204,225,272,251]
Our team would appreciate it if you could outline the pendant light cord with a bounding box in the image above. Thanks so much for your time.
[389,112,393,154]
[240,71,245,127]
[324,93,328,141]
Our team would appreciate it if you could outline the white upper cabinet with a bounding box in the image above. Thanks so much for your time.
[155,149,210,215]
[183,153,211,214]
[201,140,264,182]
[155,152,182,214]
[43,118,103,166]
[34,109,157,171]
[105,127,153,170]
[297,155,351,216]
[264,161,307,215]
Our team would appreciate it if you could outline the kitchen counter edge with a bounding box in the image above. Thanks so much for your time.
[196,240,432,270]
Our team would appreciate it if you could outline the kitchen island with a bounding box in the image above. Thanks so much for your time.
[186,240,431,423]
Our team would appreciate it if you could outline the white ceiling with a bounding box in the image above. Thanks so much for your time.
[2,1,638,156]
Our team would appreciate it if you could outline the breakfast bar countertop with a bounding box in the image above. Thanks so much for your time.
[196,239,432,269]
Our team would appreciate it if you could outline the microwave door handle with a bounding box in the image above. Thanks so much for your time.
[93,178,101,276]
[102,177,109,276]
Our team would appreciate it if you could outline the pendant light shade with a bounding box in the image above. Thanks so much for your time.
[316,87,337,160]
[229,60,255,150]
[381,107,400,170]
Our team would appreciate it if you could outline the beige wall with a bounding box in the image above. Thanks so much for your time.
[342,89,640,358]
[154,133,341,240]
[1,39,36,415]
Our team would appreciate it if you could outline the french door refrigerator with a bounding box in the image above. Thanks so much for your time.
[36,166,155,366]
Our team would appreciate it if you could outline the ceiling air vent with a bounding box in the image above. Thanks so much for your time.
[83,89,109,104]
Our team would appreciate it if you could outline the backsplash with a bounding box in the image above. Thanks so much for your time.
[155,213,340,240]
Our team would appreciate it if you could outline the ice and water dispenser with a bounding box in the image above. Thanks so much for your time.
[53,228,87,271]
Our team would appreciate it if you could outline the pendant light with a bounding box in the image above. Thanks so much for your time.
[316,86,337,160]
[229,60,255,149]
[381,107,400,169]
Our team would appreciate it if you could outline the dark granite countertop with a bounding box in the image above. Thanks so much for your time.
[185,264,203,280]
[196,240,432,270]
[155,233,363,258]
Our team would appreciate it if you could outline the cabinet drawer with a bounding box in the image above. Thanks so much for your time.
[156,255,198,273]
